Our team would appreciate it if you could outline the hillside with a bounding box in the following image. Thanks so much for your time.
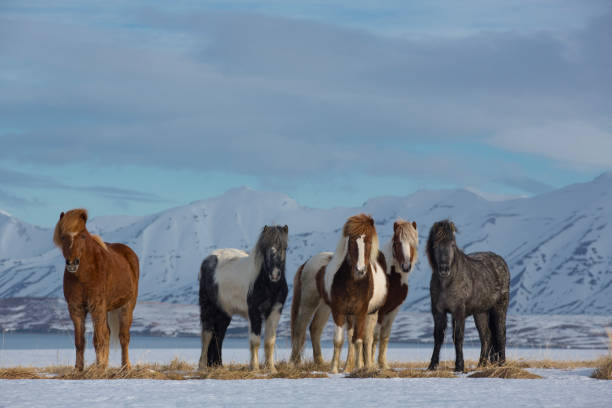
[1,174,612,314]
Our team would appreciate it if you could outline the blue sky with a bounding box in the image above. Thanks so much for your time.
[1,0,611,226]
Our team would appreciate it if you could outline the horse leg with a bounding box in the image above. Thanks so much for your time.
[68,305,87,371]
[372,322,381,366]
[362,312,378,369]
[344,316,355,372]
[428,311,447,370]
[378,308,399,369]
[91,307,110,368]
[198,329,213,370]
[330,313,346,374]
[451,310,466,372]
[352,311,368,371]
[473,312,492,367]
[209,312,231,366]
[264,303,283,373]
[490,302,508,365]
[309,302,331,366]
[118,302,135,369]
[290,300,319,366]
[248,309,263,371]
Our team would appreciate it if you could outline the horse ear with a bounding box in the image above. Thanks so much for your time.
[450,222,456,234]
[263,225,268,231]
[393,221,399,232]
[412,221,417,229]
[283,225,288,233]
[369,216,375,226]
[81,212,87,223]
[59,212,64,220]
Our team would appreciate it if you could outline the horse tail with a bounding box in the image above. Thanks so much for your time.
[291,263,306,340]
[107,309,121,349]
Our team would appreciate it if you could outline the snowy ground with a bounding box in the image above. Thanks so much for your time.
[1,335,611,408]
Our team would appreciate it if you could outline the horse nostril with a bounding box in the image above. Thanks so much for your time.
[75,259,80,265]
[66,259,70,265]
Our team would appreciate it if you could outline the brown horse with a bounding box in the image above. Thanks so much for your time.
[291,214,387,373]
[54,209,139,371]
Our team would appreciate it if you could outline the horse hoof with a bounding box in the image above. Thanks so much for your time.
[427,364,438,371]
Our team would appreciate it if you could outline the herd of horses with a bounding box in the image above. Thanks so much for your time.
[53,209,510,374]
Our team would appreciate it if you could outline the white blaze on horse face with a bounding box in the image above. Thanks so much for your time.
[401,241,412,271]
[356,234,366,273]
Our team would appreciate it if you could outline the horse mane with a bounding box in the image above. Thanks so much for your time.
[252,225,289,272]
[426,219,458,270]
[327,213,379,276]
[393,219,419,265]
[53,208,88,247]
[91,234,109,251]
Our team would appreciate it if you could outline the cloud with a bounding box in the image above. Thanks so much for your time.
[498,177,553,195]
[0,189,32,208]
[0,4,610,187]
[0,168,167,203]
[490,122,612,170]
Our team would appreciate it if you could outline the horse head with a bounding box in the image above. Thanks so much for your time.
[257,225,289,282]
[427,219,458,279]
[53,209,89,274]
[343,214,379,280]
[392,219,419,273]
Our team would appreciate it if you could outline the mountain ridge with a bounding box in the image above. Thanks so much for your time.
[1,174,611,314]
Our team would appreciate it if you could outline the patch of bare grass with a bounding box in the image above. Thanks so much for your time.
[468,364,542,379]
[346,367,455,378]
[0,367,42,380]
[590,328,612,380]
[54,365,170,380]
[590,355,612,380]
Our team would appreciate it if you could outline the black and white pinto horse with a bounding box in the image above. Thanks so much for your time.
[198,225,289,372]
[426,220,510,372]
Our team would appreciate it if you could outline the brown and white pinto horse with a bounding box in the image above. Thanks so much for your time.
[291,214,387,373]
[371,219,418,368]
[54,209,139,371]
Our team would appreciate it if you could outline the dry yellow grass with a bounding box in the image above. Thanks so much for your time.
[590,355,612,380]
[468,365,542,379]
[346,367,455,378]
[0,367,43,380]
[590,328,612,380]
[0,356,604,380]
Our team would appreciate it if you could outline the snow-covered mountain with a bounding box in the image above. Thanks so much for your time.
[1,174,612,314]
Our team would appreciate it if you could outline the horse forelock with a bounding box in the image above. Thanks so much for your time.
[53,208,88,248]
[426,219,457,268]
[343,213,379,263]
[253,225,288,273]
[254,225,288,255]
[393,219,419,265]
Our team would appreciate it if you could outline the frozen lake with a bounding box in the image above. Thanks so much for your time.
[1,333,610,408]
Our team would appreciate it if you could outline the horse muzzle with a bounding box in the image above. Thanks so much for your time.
[438,267,451,278]
[401,262,412,273]
[66,259,80,273]
[354,267,367,279]
[269,268,281,282]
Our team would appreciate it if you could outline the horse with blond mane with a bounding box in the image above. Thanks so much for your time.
[371,219,419,367]
[291,218,419,370]
[54,209,139,371]
[290,214,387,373]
